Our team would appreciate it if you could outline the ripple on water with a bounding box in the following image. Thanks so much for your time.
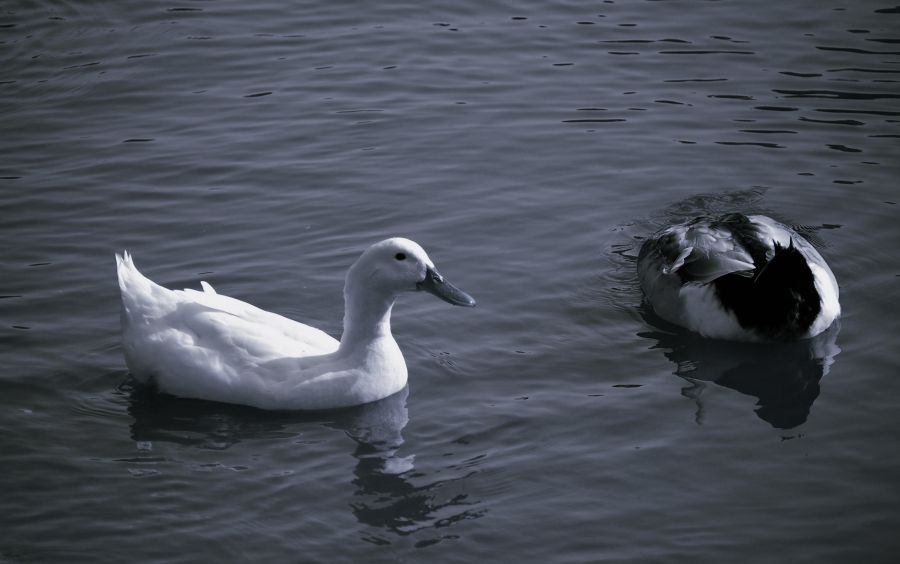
[2,1,899,562]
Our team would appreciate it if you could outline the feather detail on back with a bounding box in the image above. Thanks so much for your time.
[115,252,339,391]
[655,217,757,283]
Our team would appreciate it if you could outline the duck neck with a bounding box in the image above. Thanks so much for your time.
[338,279,397,354]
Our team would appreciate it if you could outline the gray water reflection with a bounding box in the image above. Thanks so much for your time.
[125,384,484,541]
[640,316,841,429]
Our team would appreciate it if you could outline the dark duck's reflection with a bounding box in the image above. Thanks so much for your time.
[125,384,482,539]
[639,314,840,429]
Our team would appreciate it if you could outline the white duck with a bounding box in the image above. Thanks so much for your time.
[637,213,840,341]
[116,238,475,410]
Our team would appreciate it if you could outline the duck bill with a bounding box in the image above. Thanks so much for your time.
[417,267,476,307]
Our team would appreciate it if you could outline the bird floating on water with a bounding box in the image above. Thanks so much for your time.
[637,213,840,342]
[116,238,475,410]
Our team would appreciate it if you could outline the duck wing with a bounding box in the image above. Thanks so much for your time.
[177,284,339,356]
[656,218,756,283]
[172,296,338,365]
[117,253,339,388]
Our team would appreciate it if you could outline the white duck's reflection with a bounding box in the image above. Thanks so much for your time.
[125,384,483,537]
[638,312,841,429]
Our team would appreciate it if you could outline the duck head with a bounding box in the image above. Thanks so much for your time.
[348,238,476,307]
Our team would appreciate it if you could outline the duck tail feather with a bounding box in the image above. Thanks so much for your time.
[754,238,807,285]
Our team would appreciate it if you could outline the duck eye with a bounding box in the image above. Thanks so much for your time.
[395,252,407,261]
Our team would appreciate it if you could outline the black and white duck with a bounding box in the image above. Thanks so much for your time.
[637,213,840,342]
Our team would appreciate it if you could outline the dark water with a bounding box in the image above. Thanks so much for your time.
[2,1,899,562]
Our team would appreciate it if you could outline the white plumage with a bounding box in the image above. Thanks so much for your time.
[116,238,475,410]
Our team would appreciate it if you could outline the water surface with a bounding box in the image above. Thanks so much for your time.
[2,1,899,562]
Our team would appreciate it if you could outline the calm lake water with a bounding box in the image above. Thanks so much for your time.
[2,1,899,562]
